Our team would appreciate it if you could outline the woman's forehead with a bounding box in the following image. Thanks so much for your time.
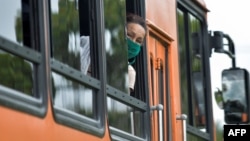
[127,23,146,37]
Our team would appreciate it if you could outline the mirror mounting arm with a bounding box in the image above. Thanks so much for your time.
[223,34,236,68]
[209,31,236,68]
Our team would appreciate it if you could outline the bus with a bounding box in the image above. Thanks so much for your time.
[0,0,231,141]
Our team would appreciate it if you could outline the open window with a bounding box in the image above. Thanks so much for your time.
[104,0,149,140]
[126,0,147,101]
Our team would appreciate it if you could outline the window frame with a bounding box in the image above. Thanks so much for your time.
[177,0,214,140]
[48,0,106,137]
[0,0,47,118]
[106,0,151,140]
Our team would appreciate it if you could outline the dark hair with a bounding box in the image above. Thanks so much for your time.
[126,13,146,31]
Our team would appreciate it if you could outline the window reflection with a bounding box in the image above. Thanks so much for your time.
[0,50,34,96]
[177,9,207,130]
[192,72,206,126]
[177,9,189,120]
[104,0,128,93]
[107,97,144,137]
[222,70,247,107]
[0,0,23,45]
[50,0,95,118]
[188,14,206,128]
[52,72,94,118]
[222,69,248,124]
[50,0,81,70]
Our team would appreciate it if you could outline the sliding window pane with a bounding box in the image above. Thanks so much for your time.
[0,50,34,96]
[104,0,128,93]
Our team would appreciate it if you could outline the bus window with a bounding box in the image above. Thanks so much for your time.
[0,52,34,96]
[50,0,82,72]
[189,14,206,128]
[0,0,46,117]
[104,0,129,136]
[52,72,95,118]
[0,0,36,48]
[107,97,144,138]
[0,0,40,97]
[104,0,128,93]
[177,9,189,122]
[104,0,148,140]
[177,7,207,135]
[126,0,147,102]
[0,0,38,96]
[49,0,100,127]
[0,0,22,43]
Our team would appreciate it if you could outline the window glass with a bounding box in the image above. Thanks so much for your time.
[50,0,95,118]
[108,97,144,137]
[52,72,94,118]
[104,0,137,136]
[50,0,81,70]
[0,50,34,96]
[0,0,37,97]
[177,9,189,119]
[104,0,128,93]
[0,0,37,48]
[0,0,22,44]
[177,9,207,131]
[188,14,206,129]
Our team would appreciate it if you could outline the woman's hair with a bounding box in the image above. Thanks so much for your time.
[126,13,146,31]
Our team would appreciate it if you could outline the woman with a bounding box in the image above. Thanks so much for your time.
[126,13,146,93]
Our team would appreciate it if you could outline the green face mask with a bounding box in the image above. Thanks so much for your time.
[127,37,141,64]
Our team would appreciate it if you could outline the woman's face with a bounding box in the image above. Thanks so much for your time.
[126,23,146,45]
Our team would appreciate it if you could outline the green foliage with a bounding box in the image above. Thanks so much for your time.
[0,53,33,95]
[214,88,224,109]
[108,111,131,132]
[104,0,128,92]
[51,0,80,70]
[15,10,22,43]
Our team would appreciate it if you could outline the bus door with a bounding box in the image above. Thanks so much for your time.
[148,32,171,141]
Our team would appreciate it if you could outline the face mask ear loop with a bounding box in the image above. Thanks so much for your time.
[129,58,136,65]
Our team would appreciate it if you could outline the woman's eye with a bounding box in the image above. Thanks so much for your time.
[127,34,133,39]
[136,40,142,45]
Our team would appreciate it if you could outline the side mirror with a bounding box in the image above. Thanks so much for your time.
[221,68,250,124]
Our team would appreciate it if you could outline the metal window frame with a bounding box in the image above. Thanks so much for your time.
[107,0,151,140]
[47,0,107,137]
[0,0,47,118]
[177,0,214,140]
